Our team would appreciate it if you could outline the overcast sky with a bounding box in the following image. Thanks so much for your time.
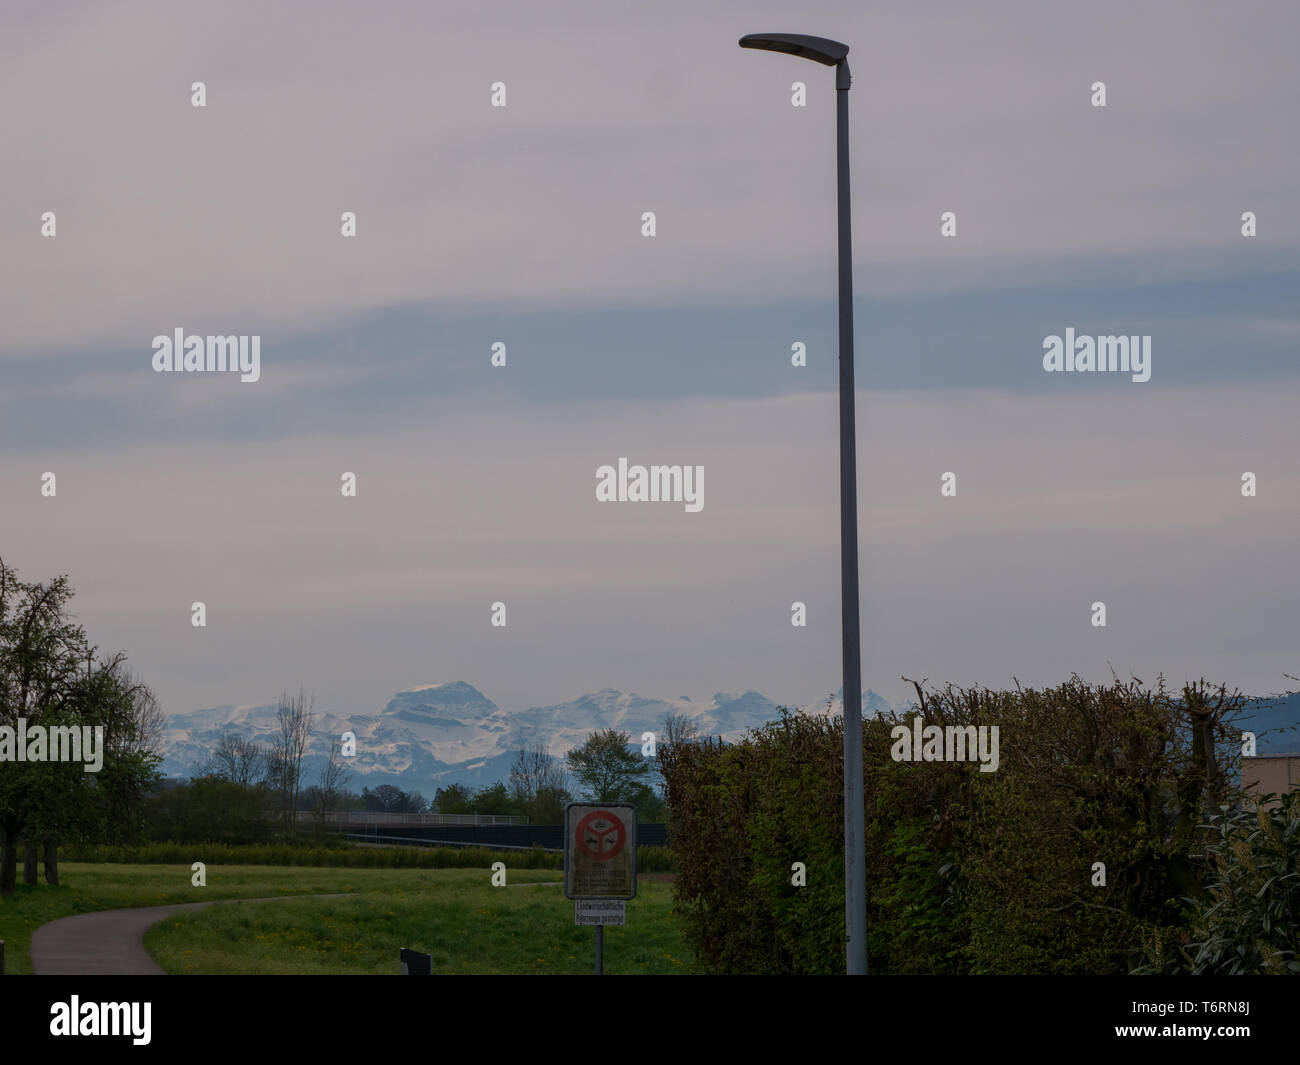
[1,0,1297,720]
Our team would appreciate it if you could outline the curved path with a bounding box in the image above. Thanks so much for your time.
[30,894,354,975]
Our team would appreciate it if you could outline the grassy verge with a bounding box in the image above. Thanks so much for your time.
[144,872,690,974]
[0,862,556,974]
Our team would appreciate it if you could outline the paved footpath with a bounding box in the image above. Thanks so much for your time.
[30,895,353,975]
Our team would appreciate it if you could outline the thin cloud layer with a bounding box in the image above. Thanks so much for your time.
[2,0,1295,353]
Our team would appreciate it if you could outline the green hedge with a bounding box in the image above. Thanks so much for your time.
[661,675,1256,974]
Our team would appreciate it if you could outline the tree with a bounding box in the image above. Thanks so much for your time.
[655,712,700,791]
[530,785,573,825]
[469,781,518,816]
[311,738,351,838]
[333,789,366,812]
[0,560,160,893]
[10,648,164,888]
[565,729,650,804]
[434,783,472,814]
[206,732,267,787]
[661,712,701,747]
[145,778,273,844]
[62,655,163,865]
[626,781,666,822]
[0,561,83,893]
[0,560,162,892]
[268,687,314,828]
[362,784,403,812]
[509,743,571,824]
[361,784,426,813]
[109,665,164,757]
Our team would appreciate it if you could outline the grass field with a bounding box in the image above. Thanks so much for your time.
[0,863,691,975]
[146,871,689,974]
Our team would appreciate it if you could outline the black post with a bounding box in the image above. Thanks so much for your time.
[836,56,867,977]
[595,925,603,975]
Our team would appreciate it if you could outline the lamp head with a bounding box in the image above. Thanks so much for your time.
[738,33,849,66]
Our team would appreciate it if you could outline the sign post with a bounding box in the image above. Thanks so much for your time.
[564,803,636,975]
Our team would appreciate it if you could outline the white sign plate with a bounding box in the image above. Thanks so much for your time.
[575,899,626,926]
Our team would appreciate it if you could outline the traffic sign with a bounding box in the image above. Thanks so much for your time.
[564,803,637,900]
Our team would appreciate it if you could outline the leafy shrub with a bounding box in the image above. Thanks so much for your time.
[144,778,275,844]
[661,675,1252,974]
[1144,793,1300,974]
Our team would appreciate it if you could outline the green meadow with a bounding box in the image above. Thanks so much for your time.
[0,863,691,975]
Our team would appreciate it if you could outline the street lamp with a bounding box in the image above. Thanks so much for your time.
[739,32,866,976]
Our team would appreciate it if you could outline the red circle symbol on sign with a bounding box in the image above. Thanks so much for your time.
[575,810,626,862]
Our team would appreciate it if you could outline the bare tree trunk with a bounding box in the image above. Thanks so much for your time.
[0,839,15,896]
[44,839,59,885]
[0,820,20,896]
[23,838,38,885]
[314,739,349,841]
[275,687,315,833]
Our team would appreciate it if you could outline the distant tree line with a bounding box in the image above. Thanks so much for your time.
[157,724,674,842]
[360,784,427,813]
[0,559,683,889]
[152,690,355,844]
[433,726,680,823]
[4,593,684,862]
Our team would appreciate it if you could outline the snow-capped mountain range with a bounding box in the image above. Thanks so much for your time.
[159,682,895,794]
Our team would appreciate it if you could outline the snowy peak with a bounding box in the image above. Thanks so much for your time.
[158,682,893,792]
[806,688,895,718]
[382,681,499,723]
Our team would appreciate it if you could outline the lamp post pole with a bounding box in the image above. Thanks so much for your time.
[740,32,866,976]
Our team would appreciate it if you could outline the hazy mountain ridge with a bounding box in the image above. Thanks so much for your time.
[158,683,1300,795]
[158,682,893,793]
[1239,691,1300,754]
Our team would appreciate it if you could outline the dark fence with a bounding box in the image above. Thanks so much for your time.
[295,811,526,826]
[346,823,668,850]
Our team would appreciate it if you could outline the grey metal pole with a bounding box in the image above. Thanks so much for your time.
[737,30,864,977]
[595,925,603,975]
[836,56,867,976]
